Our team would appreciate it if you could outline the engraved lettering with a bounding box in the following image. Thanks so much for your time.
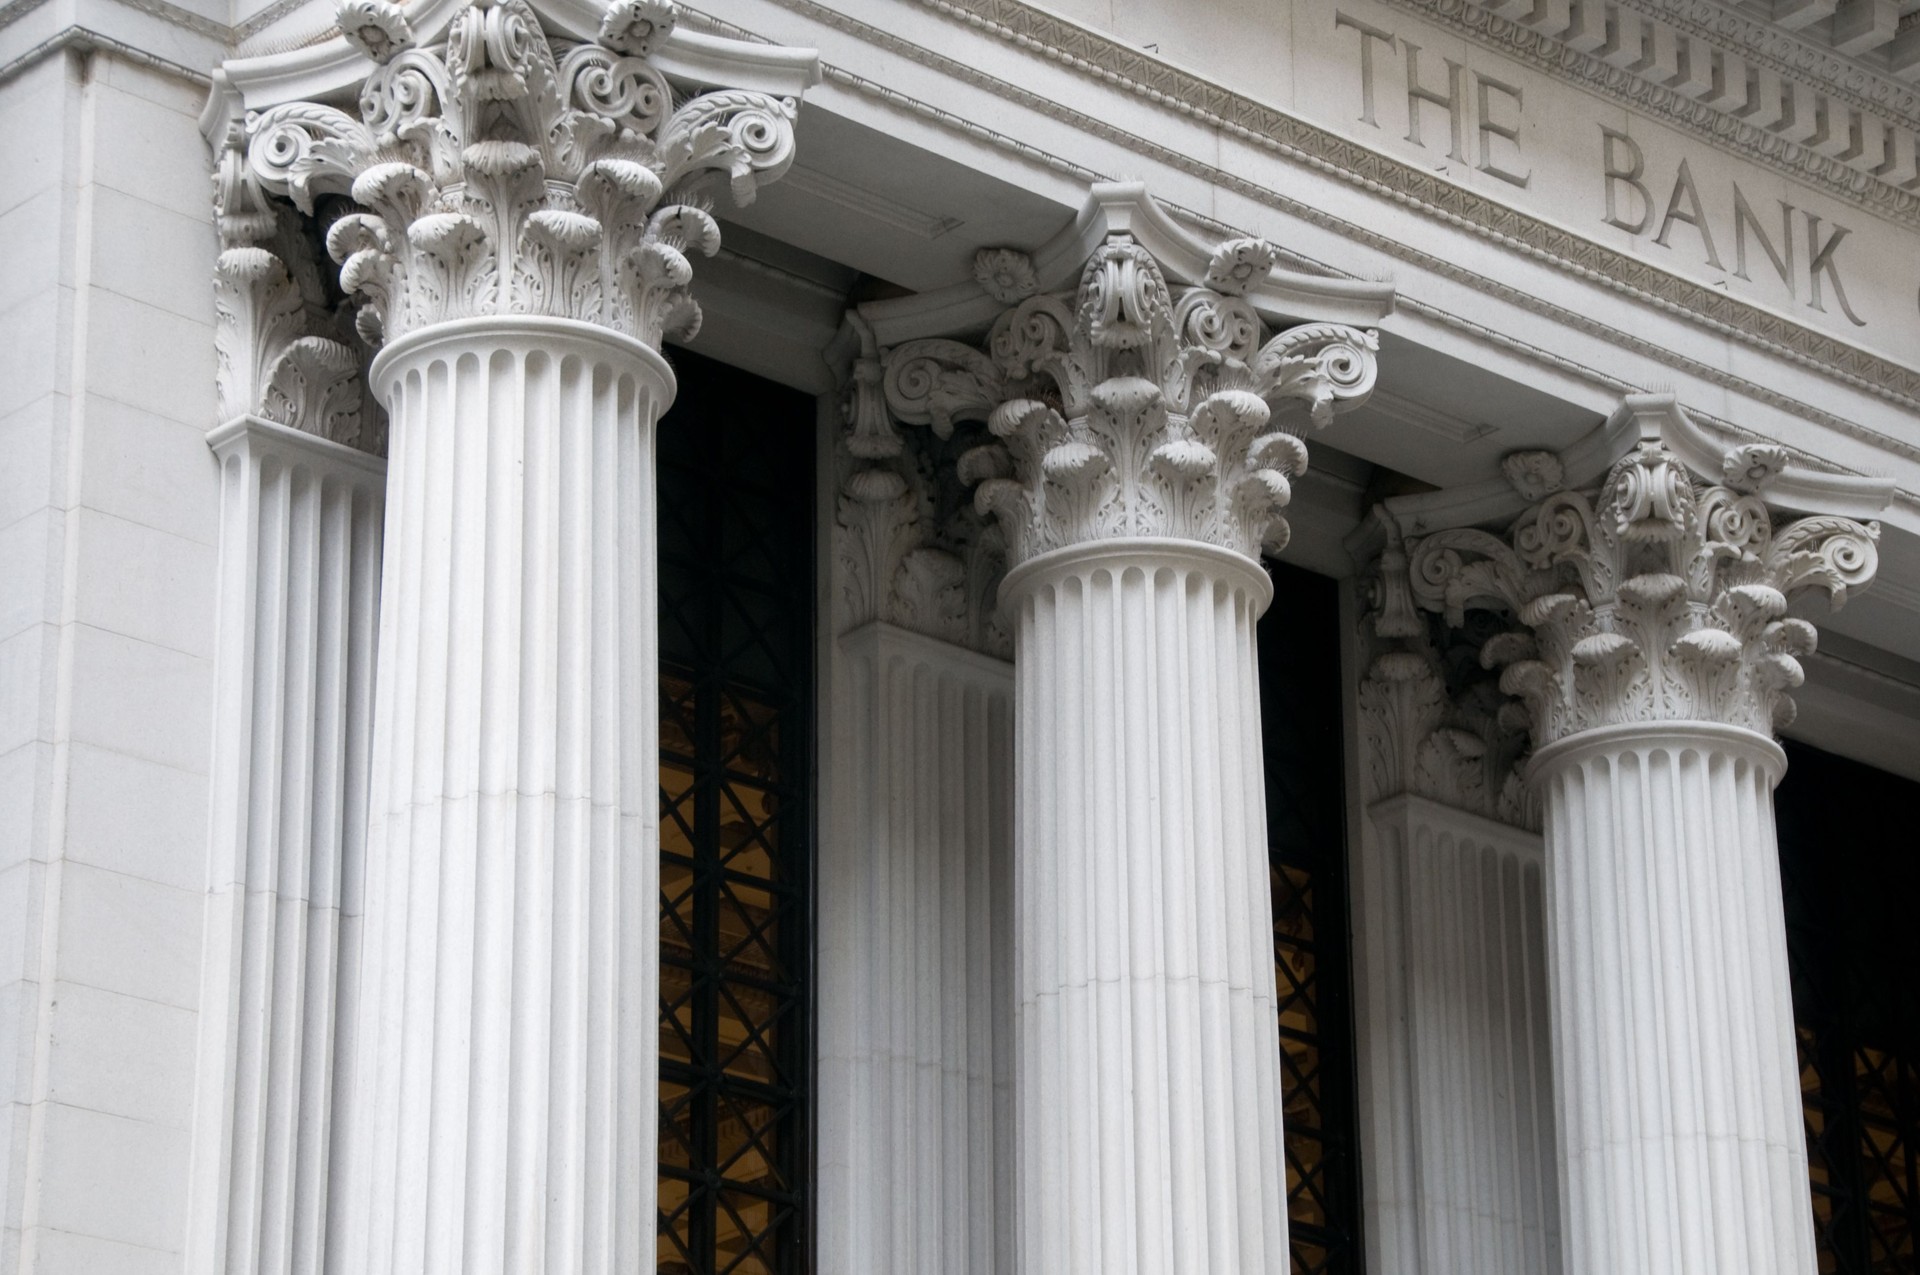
[1600,127,1652,234]
[1336,11,1398,129]
[1731,184,1794,295]
[1475,73,1529,189]
[1402,39,1466,162]
[1653,159,1723,270]
[1805,213,1868,327]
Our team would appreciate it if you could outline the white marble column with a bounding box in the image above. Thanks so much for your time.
[225,2,801,1269]
[1407,421,1883,1275]
[342,318,667,1272]
[190,416,384,1275]
[820,350,1017,1274]
[1356,793,1559,1275]
[1533,723,1802,1275]
[882,230,1383,1273]
[1007,540,1285,1274]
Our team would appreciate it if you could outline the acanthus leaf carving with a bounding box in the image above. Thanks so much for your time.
[213,125,377,450]
[1359,520,1537,828]
[836,322,1011,657]
[1405,430,1881,744]
[238,0,798,349]
[875,233,1381,567]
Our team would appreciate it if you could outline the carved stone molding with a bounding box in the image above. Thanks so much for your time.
[1404,406,1882,745]
[837,320,1012,656]
[1360,522,1538,829]
[230,0,797,351]
[874,238,1380,568]
[213,125,381,451]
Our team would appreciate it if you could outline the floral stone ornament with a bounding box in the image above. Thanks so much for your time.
[240,0,798,348]
[1405,436,1880,743]
[877,235,1380,565]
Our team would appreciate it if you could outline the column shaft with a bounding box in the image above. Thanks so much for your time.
[1537,724,1811,1275]
[191,420,384,1275]
[1010,543,1287,1275]
[339,318,667,1275]
[818,623,1013,1274]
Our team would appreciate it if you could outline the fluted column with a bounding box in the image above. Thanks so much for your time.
[880,231,1384,1272]
[1532,723,1800,1275]
[1407,411,1883,1275]
[1009,540,1283,1274]
[221,2,802,1270]
[342,318,665,1272]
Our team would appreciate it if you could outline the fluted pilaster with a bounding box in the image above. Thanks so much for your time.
[333,319,666,1274]
[190,419,385,1275]
[1358,795,1559,1275]
[818,623,1013,1274]
[1352,579,1559,1273]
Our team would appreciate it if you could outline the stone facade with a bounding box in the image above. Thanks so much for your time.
[2,0,1918,1270]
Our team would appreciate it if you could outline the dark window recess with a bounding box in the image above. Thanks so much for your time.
[1259,561,1364,1275]
[1777,741,1920,1275]
[655,348,816,1275]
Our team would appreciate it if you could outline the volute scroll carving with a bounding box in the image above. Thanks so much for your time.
[213,125,381,451]
[1404,422,1881,746]
[232,0,798,350]
[836,317,1012,658]
[876,235,1382,568]
[1358,519,1537,829]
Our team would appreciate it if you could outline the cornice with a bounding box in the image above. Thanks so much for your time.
[728,0,1920,485]
[1619,0,1920,124]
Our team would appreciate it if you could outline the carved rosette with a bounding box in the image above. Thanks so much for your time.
[878,237,1380,567]
[236,0,797,350]
[1405,437,1881,744]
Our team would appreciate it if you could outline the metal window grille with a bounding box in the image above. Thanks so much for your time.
[656,349,816,1275]
[1779,741,1919,1275]
[1260,562,1364,1274]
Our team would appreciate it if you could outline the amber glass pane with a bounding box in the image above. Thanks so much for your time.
[655,349,814,1275]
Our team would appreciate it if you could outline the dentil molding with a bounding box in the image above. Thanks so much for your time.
[1402,395,1886,743]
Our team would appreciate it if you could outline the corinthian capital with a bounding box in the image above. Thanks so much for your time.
[237,0,797,348]
[879,235,1381,567]
[1404,406,1881,745]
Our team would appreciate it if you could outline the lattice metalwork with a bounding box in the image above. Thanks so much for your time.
[1260,562,1363,1275]
[656,349,815,1275]
[1778,741,1920,1275]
